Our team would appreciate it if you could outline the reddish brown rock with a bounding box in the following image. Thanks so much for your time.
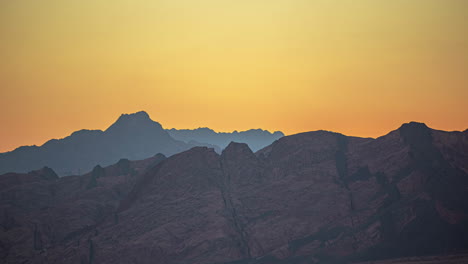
[1,123,468,264]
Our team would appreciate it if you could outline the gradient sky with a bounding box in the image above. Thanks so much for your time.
[1,0,467,152]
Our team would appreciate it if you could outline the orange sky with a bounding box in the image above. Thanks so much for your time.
[1,0,467,152]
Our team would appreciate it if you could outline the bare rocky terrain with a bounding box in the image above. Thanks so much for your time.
[1,122,467,263]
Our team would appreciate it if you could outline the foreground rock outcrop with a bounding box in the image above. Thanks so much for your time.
[1,122,467,263]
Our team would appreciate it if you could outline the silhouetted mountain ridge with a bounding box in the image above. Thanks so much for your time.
[1,122,467,263]
[167,127,284,152]
[0,111,284,176]
[0,112,186,176]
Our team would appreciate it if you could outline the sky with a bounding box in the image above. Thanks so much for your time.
[1,0,467,152]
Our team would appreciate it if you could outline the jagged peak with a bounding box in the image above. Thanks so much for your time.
[32,166,59,180]
[398,122,433,146]
[106,111,162,132]
[125,110,149,118]
[273,131,285,136]
[398,121,430,131]
[115,111,151,123]
[221,142,254,157]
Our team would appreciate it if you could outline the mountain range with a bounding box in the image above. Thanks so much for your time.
[167,127,284,152]
[1,122,467,263]
[0,111,283,176]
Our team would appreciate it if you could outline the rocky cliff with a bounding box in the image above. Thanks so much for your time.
[1,122,467,263]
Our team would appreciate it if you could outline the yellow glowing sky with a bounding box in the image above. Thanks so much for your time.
[1,0,467,152]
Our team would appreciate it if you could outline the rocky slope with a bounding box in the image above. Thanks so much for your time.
[1,122,467,264]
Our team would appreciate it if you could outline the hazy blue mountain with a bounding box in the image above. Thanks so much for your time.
[0,111,281,176]
[166,127,284,152]
[0,111,194,176]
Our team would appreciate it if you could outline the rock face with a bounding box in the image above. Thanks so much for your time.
[167,127,284,152]
[1,122,468,264]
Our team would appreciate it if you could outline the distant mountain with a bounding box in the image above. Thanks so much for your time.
[0,111,194,176]
[1,122,468,263]
[0,111,283,176]
[167,127,284,152]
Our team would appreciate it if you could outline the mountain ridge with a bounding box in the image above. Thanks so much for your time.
[0,123,468,264]
[0,111,284,176]
[167,127,284,152]
[1,122,467,263]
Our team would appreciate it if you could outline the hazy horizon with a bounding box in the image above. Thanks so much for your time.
[1,0,467,152]
[1,110,466,153]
